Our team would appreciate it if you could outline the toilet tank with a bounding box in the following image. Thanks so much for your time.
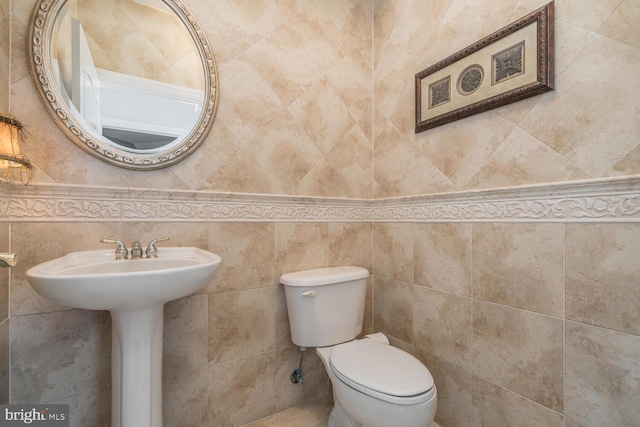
[280,266,369,348]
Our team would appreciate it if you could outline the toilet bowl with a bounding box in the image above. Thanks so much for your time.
[280,266,437,427]
[317,334,437,427]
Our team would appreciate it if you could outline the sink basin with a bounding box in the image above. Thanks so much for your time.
[26,246,221,427]
[26,247,221,310]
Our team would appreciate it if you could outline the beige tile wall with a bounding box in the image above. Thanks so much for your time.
[0,317,8,404]
[374,0,640,197]
[373,222,640,427]
[9,221,372,427]
[8,1,640,197]
[11,309,112,425]
[9,0,374,198]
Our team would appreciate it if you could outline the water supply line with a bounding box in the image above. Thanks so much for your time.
[290,347,306,384]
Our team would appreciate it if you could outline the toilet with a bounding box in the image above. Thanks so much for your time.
[280,266,437,427]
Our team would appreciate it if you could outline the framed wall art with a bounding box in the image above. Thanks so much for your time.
[415,2,554,133]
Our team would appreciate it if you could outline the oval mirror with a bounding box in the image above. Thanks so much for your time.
[28,0,218,169]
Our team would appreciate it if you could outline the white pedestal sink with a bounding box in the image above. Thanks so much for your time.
[26,247,222,427]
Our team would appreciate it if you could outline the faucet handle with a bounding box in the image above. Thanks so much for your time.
[101,239,129,260]
[145,237,170,258]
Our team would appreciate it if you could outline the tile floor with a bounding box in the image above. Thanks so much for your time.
[242,400,441,427]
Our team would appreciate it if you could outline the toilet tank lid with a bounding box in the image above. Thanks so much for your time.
[280,266,369,287]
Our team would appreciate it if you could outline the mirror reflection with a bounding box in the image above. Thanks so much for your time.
[30,0,218,169]
[50,0,205,152]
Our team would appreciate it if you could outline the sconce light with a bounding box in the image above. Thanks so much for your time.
[0,114,34,183]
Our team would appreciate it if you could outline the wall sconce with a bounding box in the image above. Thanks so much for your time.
[0,114,34,183]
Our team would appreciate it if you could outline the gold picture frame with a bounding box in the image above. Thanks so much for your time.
[415,2,554,133]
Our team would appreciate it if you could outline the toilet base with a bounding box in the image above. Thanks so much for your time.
[317,339,436,427]
[327,391,436,427]
[329,400,360,427]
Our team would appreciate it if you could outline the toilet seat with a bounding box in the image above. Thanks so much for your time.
[329,339,435,405]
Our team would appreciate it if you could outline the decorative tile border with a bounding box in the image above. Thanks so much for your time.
[371,195,640,222]
[2,176,640,223]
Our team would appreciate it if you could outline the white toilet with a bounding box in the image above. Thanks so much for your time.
[281,266,437,427]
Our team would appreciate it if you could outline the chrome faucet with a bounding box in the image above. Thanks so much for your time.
[101,237,170,260]
[101,239,129,260]
[0,252,17,268]
[130,241,143,259]
[145,237,170,258]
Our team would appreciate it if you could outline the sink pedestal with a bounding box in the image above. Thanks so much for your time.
[111,305,164,427]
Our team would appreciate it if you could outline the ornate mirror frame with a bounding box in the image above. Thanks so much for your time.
[28,0,219,170]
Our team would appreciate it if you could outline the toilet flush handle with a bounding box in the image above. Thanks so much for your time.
[301,290,316,297]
